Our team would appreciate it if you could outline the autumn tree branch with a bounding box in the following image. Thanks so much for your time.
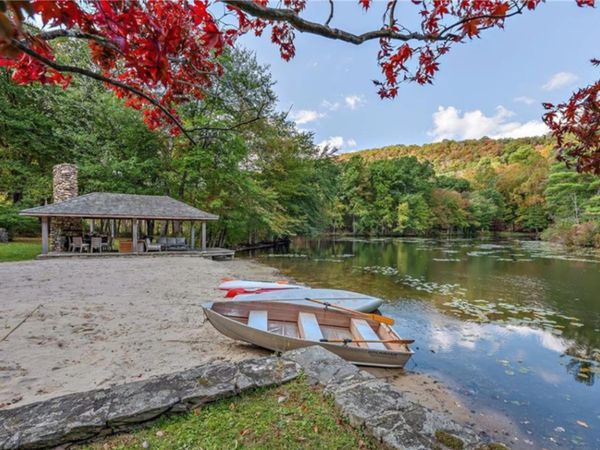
[223,0,528,45]
[11,38,197,144]
[222,0,445,44]
[437,3,526,38]
[37,29,122,54]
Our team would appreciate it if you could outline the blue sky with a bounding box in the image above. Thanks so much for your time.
[238,1,600,152]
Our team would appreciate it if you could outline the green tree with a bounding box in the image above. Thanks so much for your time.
[469,189,504,230]
[544,164,599,223]
[401,193,432,234]
[584,194,600,221]
[519,202,549,233]
[1,45,337,247]
[430,188,469,232]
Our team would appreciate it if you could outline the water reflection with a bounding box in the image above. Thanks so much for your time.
[250,236,600,449]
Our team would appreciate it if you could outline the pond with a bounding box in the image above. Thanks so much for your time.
[252,236,600,449]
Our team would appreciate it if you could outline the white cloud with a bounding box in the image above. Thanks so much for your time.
[542,72,579,91]
[344,95,366,110]
[505,325,568,354]
[430,329,454,352]
[429,105,548,142]
[289,109,325,125]
[514,96,536,105]
[317,136,357,151]
[321,95,366,111]
[321,100,340,111]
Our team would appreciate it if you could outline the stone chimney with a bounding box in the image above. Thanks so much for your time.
[50,164,80,252]
[53,164,78,203]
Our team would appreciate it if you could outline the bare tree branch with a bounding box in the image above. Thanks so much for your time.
[325,0,334,27]
[386,0,398,28]
[186,101,268,133]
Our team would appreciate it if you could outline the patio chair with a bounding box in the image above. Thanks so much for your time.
[145,238,162,252]
[101,236,112,252]
[90,237,103,253]
[70,236,89,253]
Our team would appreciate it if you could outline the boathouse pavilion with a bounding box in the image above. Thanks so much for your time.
[19,164,231,258]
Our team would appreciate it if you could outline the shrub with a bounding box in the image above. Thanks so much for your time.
[542,220,600,248]
[541,220,574,245]
[570,221,599,247]
[0,203,39,238]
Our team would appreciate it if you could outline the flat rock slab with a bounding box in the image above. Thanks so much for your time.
[0,356,299,449]
[283,346,503,450]
[1,346,504,450]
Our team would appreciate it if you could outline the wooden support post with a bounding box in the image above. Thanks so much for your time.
[90,219,94,234]
[132,219,138,253]
[191,223,196,250]
[201,222,207,251]
[110,220,115,238]
[41,217,49,255]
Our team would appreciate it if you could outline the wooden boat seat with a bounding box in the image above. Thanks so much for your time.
[247,310,268,331]
[350,319,386,350]
[297,312,324,341]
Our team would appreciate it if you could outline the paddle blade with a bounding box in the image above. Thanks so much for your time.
[368,314,395,325]
[304,297,395,325]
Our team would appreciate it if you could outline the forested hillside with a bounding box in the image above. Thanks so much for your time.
[334,139,600,247]
[337,137,554,176]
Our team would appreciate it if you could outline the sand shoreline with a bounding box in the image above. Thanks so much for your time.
[0,255,523,447]
[0,256,277,409]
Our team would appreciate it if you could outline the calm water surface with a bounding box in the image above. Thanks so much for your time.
[252,237,600,449]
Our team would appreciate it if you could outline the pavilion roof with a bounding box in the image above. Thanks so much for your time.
[20,193,219,221]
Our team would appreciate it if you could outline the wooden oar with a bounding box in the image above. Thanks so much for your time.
[231,296,381,302]
[320,338,414,345]
[304,297,395,325]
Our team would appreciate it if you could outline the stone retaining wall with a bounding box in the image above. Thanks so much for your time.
[0,357,299,449]
[1,347,506,450]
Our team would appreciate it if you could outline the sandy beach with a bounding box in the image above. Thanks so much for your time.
[0,256,279,408]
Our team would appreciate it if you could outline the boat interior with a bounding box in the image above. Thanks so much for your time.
[212,301,411,352]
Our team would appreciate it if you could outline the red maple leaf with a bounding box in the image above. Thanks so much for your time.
[492,2,510,18]
[359,0,372,11]
[463,18,480,38]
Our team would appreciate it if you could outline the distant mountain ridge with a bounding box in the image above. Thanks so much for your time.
[337,136,554,177]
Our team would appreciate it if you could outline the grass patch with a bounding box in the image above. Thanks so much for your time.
[435,430,464,450]
[476,444,510,450]
[80,377,377,450]
[0,238,40,262]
